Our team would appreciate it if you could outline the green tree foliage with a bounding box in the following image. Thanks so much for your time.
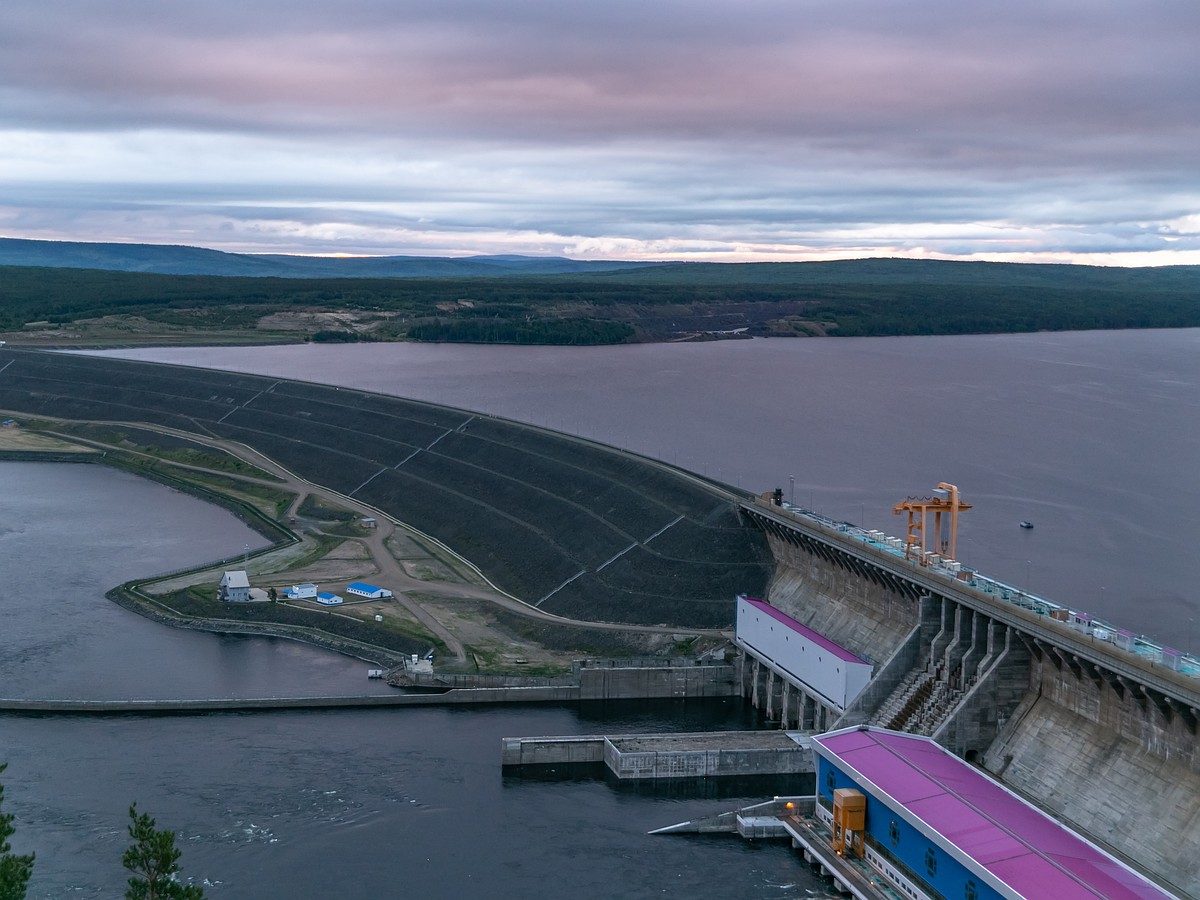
[0,764,35,900]
[1,260,1199,339]
[122,804,204,900]
[407,317,635,345]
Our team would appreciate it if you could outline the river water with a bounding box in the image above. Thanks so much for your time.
[4,329,1197,896]
[1,465,815,897]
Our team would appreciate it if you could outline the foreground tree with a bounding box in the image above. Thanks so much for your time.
[122,804,204,900]
[0,764,35,900]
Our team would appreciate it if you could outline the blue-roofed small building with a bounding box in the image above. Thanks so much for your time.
[282,583,317,600]
[345,582,393,600]
[798,725,1176,900]
[315,592,343,606]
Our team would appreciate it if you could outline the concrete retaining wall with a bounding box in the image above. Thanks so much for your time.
[501,736,605,766]
[502,732,814,780]
[604,743,812,779]
[983,694,1200,897]
[603,732,813,780]
[765,534,917,665]
[0,686,582,714]
[578,664,737,700]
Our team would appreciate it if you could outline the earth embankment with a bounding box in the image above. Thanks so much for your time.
[0,348,772,627]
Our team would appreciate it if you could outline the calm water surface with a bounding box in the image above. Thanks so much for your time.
[0,463,400,701]
[102,329,1200,648]
[0,464,817,897]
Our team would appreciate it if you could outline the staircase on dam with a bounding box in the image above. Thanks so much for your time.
[871,663,969,736]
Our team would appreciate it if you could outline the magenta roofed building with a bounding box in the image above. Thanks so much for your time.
[810,726,1177,900]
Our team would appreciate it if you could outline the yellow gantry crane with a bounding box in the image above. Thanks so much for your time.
[893,482,970,564]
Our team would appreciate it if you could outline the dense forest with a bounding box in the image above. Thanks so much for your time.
[1,257,1198,345]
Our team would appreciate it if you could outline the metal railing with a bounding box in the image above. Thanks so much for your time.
[768,500,1200,682]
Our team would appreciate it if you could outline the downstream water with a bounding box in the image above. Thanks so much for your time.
[103,328,1200,648]
[1,464,816,897]
[0,463,398,701]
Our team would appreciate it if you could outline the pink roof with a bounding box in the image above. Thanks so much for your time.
[813,728,1173,899]
[739,596,868,664]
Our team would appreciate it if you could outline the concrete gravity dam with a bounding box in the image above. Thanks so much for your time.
[1,346,1197,896]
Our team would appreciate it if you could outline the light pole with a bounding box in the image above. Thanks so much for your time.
[789,474,795,507]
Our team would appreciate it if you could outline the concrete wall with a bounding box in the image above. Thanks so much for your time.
[603,740,813,779]
[934,622,1031,757]
[983,694,1200,897]
[578,664,737,700]
[981,654,1200,897]
[765,534,917,665]
[501,736,605,766]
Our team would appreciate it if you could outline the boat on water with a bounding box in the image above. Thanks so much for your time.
[1019,520,1034,529]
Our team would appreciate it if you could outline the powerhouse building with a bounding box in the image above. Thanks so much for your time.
[810,726,1175,900]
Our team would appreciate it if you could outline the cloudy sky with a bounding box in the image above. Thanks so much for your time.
[2,1,1198,263]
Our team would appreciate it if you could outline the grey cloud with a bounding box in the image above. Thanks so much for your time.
[1,1,1198,260]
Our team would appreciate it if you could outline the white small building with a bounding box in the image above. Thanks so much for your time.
[346,581,393,600]
[316,592,343,606]
[283,583,318,600]
[219,570,251,602]
[735,594,873,712]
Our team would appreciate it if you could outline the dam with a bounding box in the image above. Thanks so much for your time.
[0,346,1196,895]
[739,497,1200,896]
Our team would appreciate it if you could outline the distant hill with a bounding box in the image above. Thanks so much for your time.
[2,238,1198,347]
[591,257,1200,291]
[0,237,656,278]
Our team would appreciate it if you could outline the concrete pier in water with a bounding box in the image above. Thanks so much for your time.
[501,731,812,780]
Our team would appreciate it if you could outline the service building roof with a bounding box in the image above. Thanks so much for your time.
[812,727,1173,900]
[222,570,249,588]
[738,596,867,664]
[347,581,382,592]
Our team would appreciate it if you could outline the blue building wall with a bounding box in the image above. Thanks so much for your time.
[815,756,1003,900]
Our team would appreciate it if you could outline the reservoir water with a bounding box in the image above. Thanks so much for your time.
[4,329,1196,896]
[101,328,1200,647]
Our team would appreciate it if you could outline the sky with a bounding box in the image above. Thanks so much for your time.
[1,1,1199,264]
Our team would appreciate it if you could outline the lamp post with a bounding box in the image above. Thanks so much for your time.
[789,474,795,507]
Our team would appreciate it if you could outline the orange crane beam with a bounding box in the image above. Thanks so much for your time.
[892,482,971,564]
